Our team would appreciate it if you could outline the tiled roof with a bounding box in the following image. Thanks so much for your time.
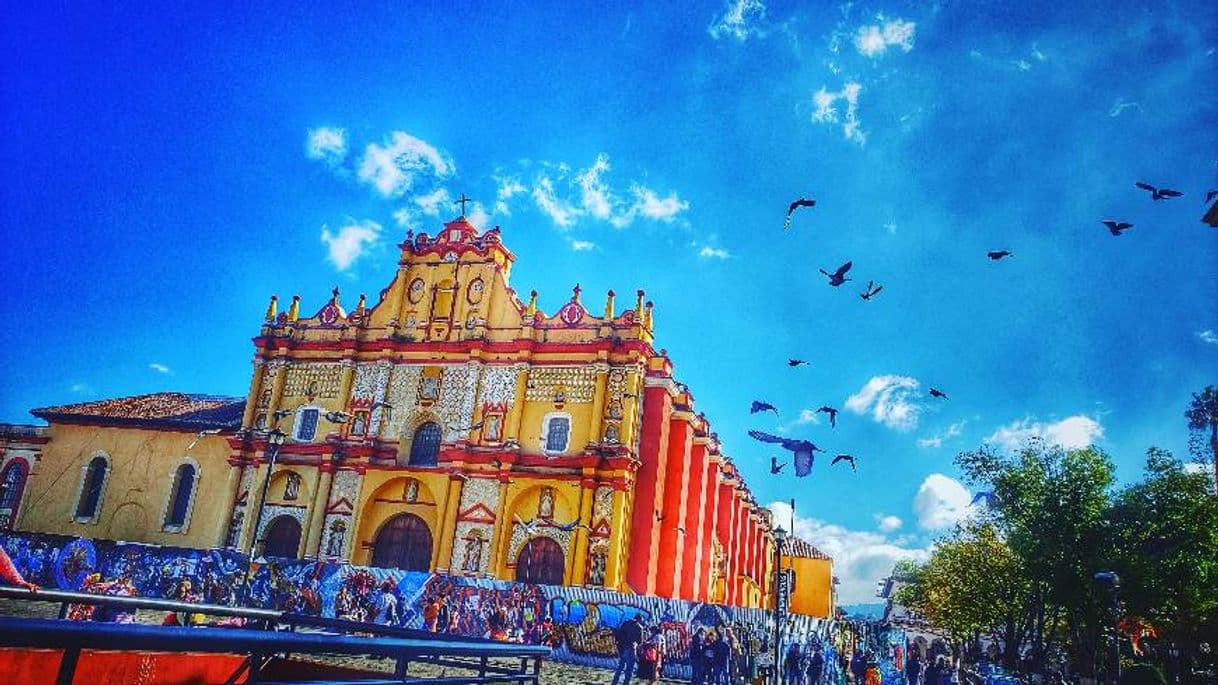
[31,392,245,432]
[785,536,831,560]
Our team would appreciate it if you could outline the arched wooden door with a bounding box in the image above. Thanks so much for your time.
[370,513,433,571]
[263,515,302,558]
[515,537,565,585]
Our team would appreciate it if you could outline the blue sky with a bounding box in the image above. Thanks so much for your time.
[2,1,1216,601]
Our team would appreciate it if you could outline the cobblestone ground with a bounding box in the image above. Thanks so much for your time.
[0,598,679,684]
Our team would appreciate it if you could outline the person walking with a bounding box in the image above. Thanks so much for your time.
[691,628,709,685]
[637,625,665,685]
[709,630,732,685]
[784,642,804,685]
[851,648,868,684]
[611,614,644,685]
[904,649,922,685]
[806,645,825,685]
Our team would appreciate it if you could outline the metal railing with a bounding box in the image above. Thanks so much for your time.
[0,587,549,685]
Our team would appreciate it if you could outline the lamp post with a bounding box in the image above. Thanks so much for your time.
[773,525,788,685]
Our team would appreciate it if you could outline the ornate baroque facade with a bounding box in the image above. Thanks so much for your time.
[9,216,833,613]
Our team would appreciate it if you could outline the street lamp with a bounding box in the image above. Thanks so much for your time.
[773,525,788,685]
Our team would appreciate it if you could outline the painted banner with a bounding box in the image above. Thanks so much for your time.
[0,532,834,678]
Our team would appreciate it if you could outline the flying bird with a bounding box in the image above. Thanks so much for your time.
[788,359,812,367]
[819,261,853,287]
[186,428,222,451]
[748,430,823,477]
[929,388,949,399]
[750,401,779,416]
[831,454,857,472]
[1135,182,1183,201]
[784,198,816,229]
[987,250,1014,261]
[513,515,540,535]
[1102,220,1133,236]
[770,456,786,474]
[970,491,998,508]
[860,281,883,301]
[555,519,591,532]
[817,406,839,428]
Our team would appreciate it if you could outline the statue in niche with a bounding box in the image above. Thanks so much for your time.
[587,548,607,586]
[604,424,620,444]
[325,520,347,557]
[255,413,267,430]
[538,487,555,519]
[460,532,486,573]
[553,387,566,404]
[420,375,440,401]
[608,400,622,420]
[484,414,503,443]
[404,479,419,503]
[260,389,272,408]
[225,511,244,548]
[284,473,301,501]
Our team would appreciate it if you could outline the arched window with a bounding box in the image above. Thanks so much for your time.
[0,460,29,531]
[515,537,565,585]
[75,456,110,522]
[263,515,302,558]
[370,513,433,571]
[162,462,197,531]
[409,422,442,466]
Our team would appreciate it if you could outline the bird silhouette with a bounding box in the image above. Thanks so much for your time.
[831,454,857,472]
[819,261,853,286]
[987,250,1014,261]
[770,456,786,474]
[748,430,822,477]
[970,491,998,508]
[513,514,540,535]
[750,401,779,416]
[860,281,883,301]
[1135,182,1183,201]
[1102,220,1133,236]
[186,428,222,451]
[817,406,839,428]
[555,519,591,532]
[784,198,816,229]
[1206,190,1218,204]
[654,511,665,522]
[929,388,949,400]
[788,359,812,367]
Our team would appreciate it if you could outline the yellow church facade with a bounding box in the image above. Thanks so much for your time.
[3,216,835,617]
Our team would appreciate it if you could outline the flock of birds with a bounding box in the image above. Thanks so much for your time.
[761,180,1208,492]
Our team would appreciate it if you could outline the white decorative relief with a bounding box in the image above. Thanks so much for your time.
[438,365,478,440]
[525,366,597,403]
[478,365,518,405]
[385,365,423,437]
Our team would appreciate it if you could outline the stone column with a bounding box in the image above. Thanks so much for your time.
[655,410,692,598]
[698,453,722,600]
[241,359,266,428]
[569,478,597,585]
[504,363,530,442]
[434,473,465,574]
[625,375,674,595]
[587,363,610,443]
[680,435,709,600]
[303,465,334,558]
[604,479,632,591]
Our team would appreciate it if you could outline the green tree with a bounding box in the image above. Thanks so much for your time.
[1186,385,1218,495]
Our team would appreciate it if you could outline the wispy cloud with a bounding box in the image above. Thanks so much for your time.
[306,127,347,166]
[812,81,865,145]
[1197,329,1218,345]
[320,218,382,271]
[708,0,766,42]
[494,175,528,215]
[69,383,94,395]
[913,474,973,530]
[149,363,171,374]
[917,419,967,448]
[412,188,452,217]
[853,17,916,58]
[698,245,730,259]
[986,415,1104,452]
[357,131,453,197]
[875,514,903,533]
[845,375,922,431]
[531,175,580,228]
[569,239,596,251]
[1109,98,1141,117]
[575,154,614,220]
[769,500,930,603]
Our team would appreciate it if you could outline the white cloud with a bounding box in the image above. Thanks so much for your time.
[1198,329,1218,345]
[917,420,967,448]
[986,415,1104,452]
[531,176,580,228]
[149,363,171,374]
[876,515,903,533]
[913,474,973,530]
[708,0,766,42]
[812,81,866,145]
[845,375,922,431]
[357,131,453,197]
[627,184,689,224]
[569,240,596,251]
[854,17,916,57]
[69,383,93,394]
[320,218,382,271]
[698,246,730,259]
[412,188,451,217]
[465,201,491,229]
[769,501,930,603]
[575,154,614,220]
[1109,99,1141,117]
[494,175,528,215]
[796,409,822,425]
[1014,59,1032,72]
[306,127,347,166]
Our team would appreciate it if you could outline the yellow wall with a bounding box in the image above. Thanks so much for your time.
[18,424,233,548]
[351,472,452,569]
[782,556,834,619]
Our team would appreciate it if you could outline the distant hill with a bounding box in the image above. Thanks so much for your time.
[839,603,886,619]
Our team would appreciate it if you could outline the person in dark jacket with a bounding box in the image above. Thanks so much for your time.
[708,631,731,685]
[611,615,644,685]
[784,642,804,685]
[690,628,708,685]
[904,650,922,685]
[851,648,868,683]
[806,645,826,685]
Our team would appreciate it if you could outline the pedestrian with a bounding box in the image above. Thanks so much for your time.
[709,630,732,685]
[691,627,708,685]
[806,644,825,685]
[784,642,804,685]
[851,648,868,684]
[637,626,665,685]
[611,614,644,685]
[376,580,399,626]
[905,649,922,685]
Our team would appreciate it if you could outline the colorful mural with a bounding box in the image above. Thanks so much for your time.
[0,532,832,677]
